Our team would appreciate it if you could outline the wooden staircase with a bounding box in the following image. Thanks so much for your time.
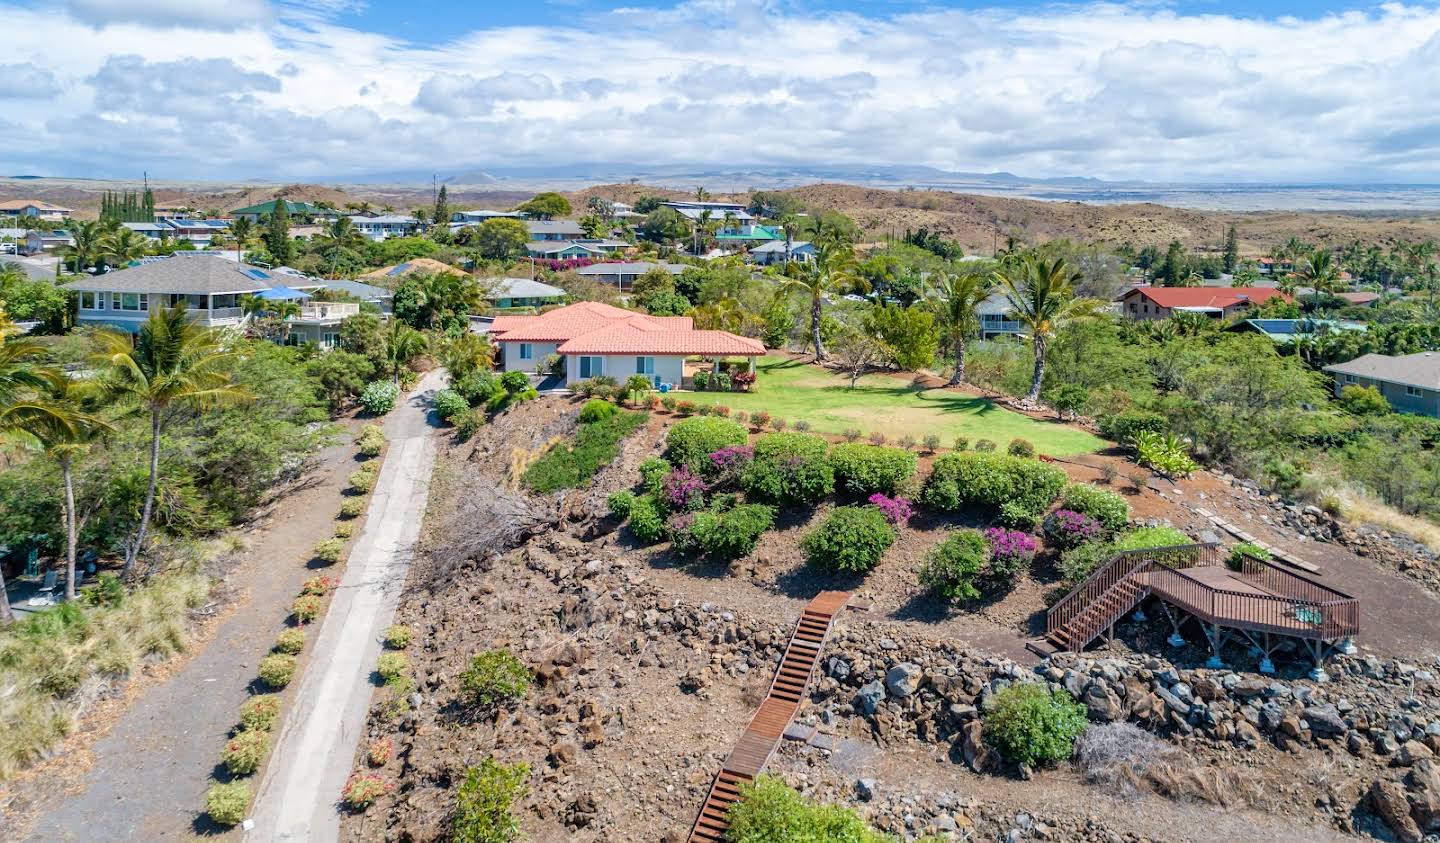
[1042,575,1148,653]
[685,591,851,843]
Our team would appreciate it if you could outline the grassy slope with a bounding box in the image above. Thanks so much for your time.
[683,356,1103,457]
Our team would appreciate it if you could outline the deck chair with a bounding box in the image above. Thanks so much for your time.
[27,569,58,606]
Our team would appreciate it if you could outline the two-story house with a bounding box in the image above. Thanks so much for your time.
[0,200,73,221]
[350,215,419,241]
[976,291,1024,340]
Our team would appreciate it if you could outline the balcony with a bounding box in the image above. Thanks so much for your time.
[294,302,360,323]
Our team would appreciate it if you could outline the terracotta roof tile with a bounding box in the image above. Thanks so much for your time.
[1126,286,1291,309]
[490,301,760,355]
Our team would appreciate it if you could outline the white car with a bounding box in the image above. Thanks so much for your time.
[0,243,15,255]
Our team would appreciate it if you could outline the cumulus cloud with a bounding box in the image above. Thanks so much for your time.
[5,1,1440,181]
[0,63,63,98]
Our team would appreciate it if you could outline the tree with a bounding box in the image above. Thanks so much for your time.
[1156,240,1188,287]
[515,192,571,220]
[433,185,450,230]
[782,241,862,361]
[440,332,494,380]
[101,226,148,269]
[90,305,251,579]
[382,321,426,383]
[1222,225,1239,273]
[830,327,886,388]
[693,186,710,203]
[995,255,1097,404]
[264,202,295,266]
[931,271,991,385]
[639,207,691,245]
[1298,248,1340,297]
[473,218,529,261]
[230,216,256,250]
[62,220,108,274]
[393,271,481,334]
[866,303,939,371]
[578,214,608,239]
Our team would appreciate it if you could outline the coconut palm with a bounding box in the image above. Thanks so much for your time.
[230,217,256,250]
[995,255,1097,404]
[61,220,107,274]
[1298,249,1340,297]
[90,305,251,579]
[383,321,426,384]
[271,299,303,343]
[782,241,863,361]
[101,227,149,270]
[929,270,992,386]
[691,297,745,333]
[440,331,494,380]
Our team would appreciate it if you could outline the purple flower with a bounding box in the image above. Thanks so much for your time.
[708,445,754,476]
[662,465,708,511]
[983,527,1037,564]
[1042,509,1102,549]
[868,493,914,525]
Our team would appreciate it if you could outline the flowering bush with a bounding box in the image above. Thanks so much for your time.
[666,416,746,469]
[732,370,756,391]
[707,444,754,482]
[830,444,917,496]
[301,575,339,596]
[342,772,393,809]
[983,527,1038,577]
[667,512,700,552]
[1043,509,1103,550]
[240,694,281,731]
[291,594,323,624]
[661,465,708,511]
[740,432,834,506]
[868,493,913,525]
[222,728,270,775]
[367,736,394,767]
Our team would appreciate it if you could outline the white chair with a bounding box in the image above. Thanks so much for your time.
[27,569,58,606]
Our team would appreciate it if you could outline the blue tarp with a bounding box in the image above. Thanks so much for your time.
[256,285,311,300]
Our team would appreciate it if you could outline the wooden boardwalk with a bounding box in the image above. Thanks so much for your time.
[686,591,851,843]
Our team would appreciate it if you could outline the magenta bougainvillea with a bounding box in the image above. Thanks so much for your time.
[1043,509,1102,549]
[868,493,914,524]
[708,444,754,479]
[662,465,708,511]
[983,527,1038,565]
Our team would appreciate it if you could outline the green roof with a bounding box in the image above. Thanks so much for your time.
[716,225,782,242]
[230,199,324,216]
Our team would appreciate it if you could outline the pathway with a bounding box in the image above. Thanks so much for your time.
[245,370,443,842]
[22,436,359,841]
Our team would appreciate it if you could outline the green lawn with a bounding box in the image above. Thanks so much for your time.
[683,356,1103,457]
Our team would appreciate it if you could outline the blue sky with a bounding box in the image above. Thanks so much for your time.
[3,0,1440,181]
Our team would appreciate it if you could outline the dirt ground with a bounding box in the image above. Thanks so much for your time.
[339,393,1440,842]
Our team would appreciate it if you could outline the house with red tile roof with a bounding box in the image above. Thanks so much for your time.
[489,301,765,387]
[1118,286,1293,321]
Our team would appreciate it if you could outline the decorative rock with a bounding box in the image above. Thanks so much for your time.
[855,778,878,801]
[856,680,886,716]
[1370,779,1423,843]
[1397,740,1435,767]
[886,663,923,698]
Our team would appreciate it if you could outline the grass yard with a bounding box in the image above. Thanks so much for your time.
[683,355,1104,457]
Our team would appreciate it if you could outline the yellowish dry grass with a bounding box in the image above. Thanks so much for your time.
[1333,487,1440,554]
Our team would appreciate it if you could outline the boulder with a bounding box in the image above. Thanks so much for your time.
[1397,740,1435,767]
[856,680,886,716]
[1371,779,1423,843]
[1408,760,1440,831]
[1305,704,1347,738]
[855,778,878,801]
[886,663,923,698]
[958,720,997,773]
[1082,682,1123,722]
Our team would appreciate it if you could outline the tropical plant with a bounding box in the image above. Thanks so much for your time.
[89,305,251,579]
[782,241,863,360]
[983,683,1088,767]
[1133,430,1199,477]
[382,321,426,383]
[930,270,992,384]
[994,255,1098,403]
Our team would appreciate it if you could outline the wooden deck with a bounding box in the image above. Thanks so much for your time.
[685,591,851,843]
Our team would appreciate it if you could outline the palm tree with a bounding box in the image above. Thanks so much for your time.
[62,220,106,274]
[691,297,745,333]
[383,321,426,384]
[231,217,256,251]
[694,186,710,203]
[722,211,738,235]
[271,299,302,343]
[782,241,863,361]
[1298,249,1340,297]
[440,332,493,380]
[995,255,1096,404]
[930,271,992,385]
[101,227,148,270]
[90,305,251,579]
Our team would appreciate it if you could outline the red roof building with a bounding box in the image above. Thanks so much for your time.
[490,301,764,387]
[1118,286,1292,321]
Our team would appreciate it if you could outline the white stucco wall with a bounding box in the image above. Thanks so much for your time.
[501,341,558,373]
[564,354,684,387]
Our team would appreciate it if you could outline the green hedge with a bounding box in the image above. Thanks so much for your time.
[577,398,618,424]
[686,504,776,560]
[918,530,989,601]
[1058,483,1130,533]
[921,452,1066,518]
[801,506,895,573]
[740,432,834,505]
[727,775,891,843]
[626,494,668,545]
[523,411,647,492]
[665,416,747,469]
[828,443,917,496]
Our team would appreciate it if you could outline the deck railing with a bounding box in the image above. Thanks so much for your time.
[1046,542,1218,636]
[1150,559,1359,641]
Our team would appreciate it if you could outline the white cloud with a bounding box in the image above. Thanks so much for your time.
[0,63,63,97]
[4,0,1440,181]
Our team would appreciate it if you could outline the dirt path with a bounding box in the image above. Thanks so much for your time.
[245,371,443,843]
[22,435,359,842]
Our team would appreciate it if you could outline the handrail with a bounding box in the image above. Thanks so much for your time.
[1236,553,1356,602]
[1047,543,1217,634]
[1148,565,1359,639]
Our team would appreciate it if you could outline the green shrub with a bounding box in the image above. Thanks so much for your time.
[749,410,771,429]
[356,424,385,457]
[523,411,648,492]
[922,433,941,453]
[983,683,1087,767]
[342,771,392,810]
[638,457,671,498]
[740,432,834,505]
[339,498,366,519]
[626,494,668,545]
[1115,525,1191,552]
[274,629,306,655]
[577,398,618,424]
[1228,540,1271,571]
[348,463,378,493]
[454,369,500,406]
[660,395,678,412]
[1007,438,1035,458]
[921,452,1066,519]
[376,652,408,682]
[801,506,896,573]
[433,388,468,423]
[313,538,345,564]
[1338,384,1390,416]
[687,504,776,560]
[384,625,413,649]
[206,781,252,827]
[693,370,711,391]
[606,490,636,519]
[291,594,323,623]
[452,758,531,843]
[222,728,270,775]
[1059,525,1194,584]
[359,381,400,415]
[918,530,990,601]
[333,522,355,539]
[459,650,533,709]
[258,654,297,689]
[240,694,280,731]
[1098,410,1167,449]
[828,443,917,496]
[974,438,996,452]
[1058,483,1131,533]
[665,416,747,469]
[727,775,890,843]
[455,407,487,439]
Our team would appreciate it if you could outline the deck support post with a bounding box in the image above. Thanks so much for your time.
[1158,603,1185,647]
[1203,622,1227,669]
[1306,639,1330,682]
[1338,637,1357,656]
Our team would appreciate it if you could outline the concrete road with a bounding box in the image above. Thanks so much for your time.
[245,370,443,842]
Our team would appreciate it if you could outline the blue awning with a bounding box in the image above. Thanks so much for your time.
[256,285,311,300]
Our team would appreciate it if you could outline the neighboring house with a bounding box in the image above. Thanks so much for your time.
[526,241,607,260]
[230,199,327,223]
[749,240,814,265]
[350,215,419,241]
[121,221,170,240]
[0,200,72,220]
[662,201,754,233]
[1117,286,1292,320]
[452,209,524,224]
[528,220,585,241]
[488,277,566,310]
[162,218,230,245]
[1229,318,1368,344]
[716,224,782,246]
[62,253,356,348]
[24,229,73,254]
[976,291,1024,340]
[360,257,463,282]
[575,261,688,292]
[1323,352,1440,417]
[1335,291,1382,307]
[315,278,394,314]
[489,300,764,387]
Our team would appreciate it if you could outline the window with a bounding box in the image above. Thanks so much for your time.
[112,292,147,312]
[518,343,533,360]
[636,356,655,375]
[578,356,603,379]
[322,332,341,350]
[79,291,103,310]
[1407,385,1424,397]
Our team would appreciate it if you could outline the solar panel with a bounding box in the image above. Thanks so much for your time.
[244,268,270,280]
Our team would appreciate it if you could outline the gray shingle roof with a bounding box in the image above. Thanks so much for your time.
[1324,352,1440,390]
[527,220,584,236]
[575,261,688,276]
[61,254,281,295]
[319,278,393,299]
[750,240,811,253]
[490,277,566,299]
